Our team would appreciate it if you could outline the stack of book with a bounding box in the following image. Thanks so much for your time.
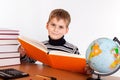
[0,29,20,66]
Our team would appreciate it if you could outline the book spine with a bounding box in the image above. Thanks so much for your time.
[0,58,20,67]
[0,40,19,45]
[0,29,19,39]
[0,52,20,58]
[0,44,19,52]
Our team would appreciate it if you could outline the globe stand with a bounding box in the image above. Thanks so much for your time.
[87,74,101,80]
[87,61,120,80]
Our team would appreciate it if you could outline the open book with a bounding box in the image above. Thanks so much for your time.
[18,36,86,73]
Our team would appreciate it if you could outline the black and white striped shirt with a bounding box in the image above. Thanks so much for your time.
[43,40,80,54]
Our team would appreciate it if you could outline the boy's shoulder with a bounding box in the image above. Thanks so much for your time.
[42,40,49,45]
[65,41,78,49]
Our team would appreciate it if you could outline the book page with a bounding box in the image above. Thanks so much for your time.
[49,50,85,58]
[19,36,48,53]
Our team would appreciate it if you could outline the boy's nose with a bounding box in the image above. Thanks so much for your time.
[54,27,59,32]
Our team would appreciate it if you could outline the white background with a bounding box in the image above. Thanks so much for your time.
[0,0,120,77]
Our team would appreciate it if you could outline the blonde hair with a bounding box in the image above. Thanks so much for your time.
[47,9,71,27]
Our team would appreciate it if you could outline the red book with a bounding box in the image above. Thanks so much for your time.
[18,36,86,73]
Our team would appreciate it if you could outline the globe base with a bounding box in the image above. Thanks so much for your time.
[87,74,101,80]
[87,77,101,80]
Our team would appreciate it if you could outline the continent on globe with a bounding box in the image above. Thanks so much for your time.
[110,47,120,68]
[88,43,102,60]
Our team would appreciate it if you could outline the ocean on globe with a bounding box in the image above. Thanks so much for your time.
[86,37,120,75]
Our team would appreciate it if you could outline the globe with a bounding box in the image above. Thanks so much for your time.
[86,37,120,80]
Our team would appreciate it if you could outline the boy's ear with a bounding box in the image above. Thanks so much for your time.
[66,28,69,34]
[46,23,48,29]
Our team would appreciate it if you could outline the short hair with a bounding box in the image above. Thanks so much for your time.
[47,9,71,27]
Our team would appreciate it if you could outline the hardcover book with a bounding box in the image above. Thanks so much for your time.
[0,28,19,34]
[18,36,86,73]
[0,52,20,58]
[0,28,19,40]
[0,58,20,66]
[0,45,19,52]
[0,39,19,45]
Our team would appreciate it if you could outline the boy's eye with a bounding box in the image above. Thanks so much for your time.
[51,23,56,26]
[59,26,64,29]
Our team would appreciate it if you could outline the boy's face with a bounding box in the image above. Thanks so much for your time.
[46,18,69,40]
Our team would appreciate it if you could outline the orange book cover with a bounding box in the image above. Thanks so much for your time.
[18,36,86,73]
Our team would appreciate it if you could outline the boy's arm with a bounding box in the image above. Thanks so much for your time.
[84,64,93,75]
[74,47,80,55]
[20,55,36,63]
[18,45,36,63]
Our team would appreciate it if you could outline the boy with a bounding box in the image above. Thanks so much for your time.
[19,9,92,74]
[19,9,80,63]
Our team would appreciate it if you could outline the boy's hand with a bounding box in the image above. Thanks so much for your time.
[84,64,93,75]
[18,45,26,57]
